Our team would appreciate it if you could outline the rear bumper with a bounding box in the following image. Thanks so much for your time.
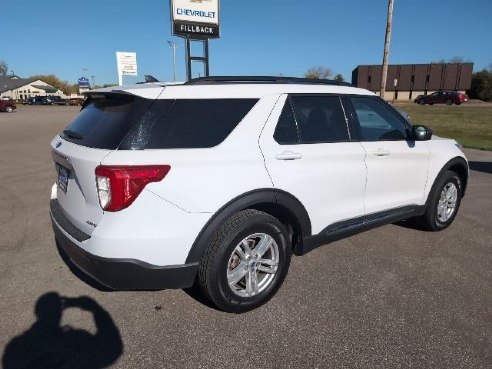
[50,200,198,290]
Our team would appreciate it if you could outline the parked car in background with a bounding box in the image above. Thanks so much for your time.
[414,91,468,105]
[49,96,69,106]
[27,96,53,105]
[68,97,85,106]
[0,99,16,112]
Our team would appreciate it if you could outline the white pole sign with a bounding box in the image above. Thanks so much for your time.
[116,52,138,86]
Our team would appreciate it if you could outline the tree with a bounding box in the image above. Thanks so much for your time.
[432,57,470,64]
[0,60,8,76]
[448,56,466,63]
[305,66,333,80]
[333,74,345,82]
[469,69,492,102]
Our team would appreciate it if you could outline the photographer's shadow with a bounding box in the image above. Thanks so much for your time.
[2,292,123,369]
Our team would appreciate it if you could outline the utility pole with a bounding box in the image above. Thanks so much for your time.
[380,0,394,99]
[167,41,180,82]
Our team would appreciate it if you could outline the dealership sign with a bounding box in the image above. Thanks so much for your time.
[77,77,90,88]
[116,52,138,76]
[116,52,138,86]
[171,0,220,38]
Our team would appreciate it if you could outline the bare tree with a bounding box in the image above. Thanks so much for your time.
[305,66,333,80]
[0,61,8,76]
[448,56,466,63]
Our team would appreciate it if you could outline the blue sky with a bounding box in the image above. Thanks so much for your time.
[1,0,490,85]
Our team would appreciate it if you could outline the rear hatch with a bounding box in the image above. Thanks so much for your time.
[51,87,164,235]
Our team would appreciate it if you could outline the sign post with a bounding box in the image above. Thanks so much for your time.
[116,52,138,86]
[170,0,220,81]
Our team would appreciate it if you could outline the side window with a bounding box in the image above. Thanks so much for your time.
[144,99,258,149]
[291,95,350,144]
[273,99,299,144]
[350,97,409,141]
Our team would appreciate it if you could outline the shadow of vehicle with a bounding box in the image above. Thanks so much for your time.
[2,292,123,369]
[468,161,492,175]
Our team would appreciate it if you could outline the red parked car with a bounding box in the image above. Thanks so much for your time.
[414,90,468,105]
[0,99,16,113]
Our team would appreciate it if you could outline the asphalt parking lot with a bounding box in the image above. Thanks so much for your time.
[1,106,491,368]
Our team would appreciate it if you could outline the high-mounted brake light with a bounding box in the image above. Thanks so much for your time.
[95,165,171,212]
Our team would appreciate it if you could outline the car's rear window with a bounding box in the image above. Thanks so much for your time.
[62,96,257,150]
[61,94,154,150]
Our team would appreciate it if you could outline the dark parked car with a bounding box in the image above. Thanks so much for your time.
[49,96,69,105]
[415,91,468,106]
[27,96,53,105]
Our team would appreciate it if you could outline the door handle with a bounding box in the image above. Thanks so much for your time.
[275,151,303,160]
[373,148,391,157]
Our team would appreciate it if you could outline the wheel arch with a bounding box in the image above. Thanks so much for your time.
[427,156,469,203]
[185,189,311,264]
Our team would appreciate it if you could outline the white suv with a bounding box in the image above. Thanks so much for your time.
[50,77,468,312]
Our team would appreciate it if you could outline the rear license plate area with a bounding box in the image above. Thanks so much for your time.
[56,164,70,193]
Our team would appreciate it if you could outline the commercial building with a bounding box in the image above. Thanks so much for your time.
[352,63,473,101]
[0,75,64,101]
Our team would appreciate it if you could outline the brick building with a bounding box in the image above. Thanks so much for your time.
[352,63,473,101]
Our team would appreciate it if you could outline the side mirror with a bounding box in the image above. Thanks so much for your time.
[412,125,433,141]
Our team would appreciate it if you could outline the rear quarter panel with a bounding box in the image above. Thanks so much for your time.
[101,94,280,213]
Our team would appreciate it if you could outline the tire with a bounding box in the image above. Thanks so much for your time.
[446,98,453,105]
[198,209,291,313]
[419,99,425,105]
[416,170,462,231]
[5,106,13,113]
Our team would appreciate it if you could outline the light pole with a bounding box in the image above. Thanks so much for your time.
[167,40,180,82]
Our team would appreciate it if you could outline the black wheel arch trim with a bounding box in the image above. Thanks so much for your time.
[428,156,469,202]
[185,189,311,264]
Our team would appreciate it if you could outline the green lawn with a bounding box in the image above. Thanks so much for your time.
[393,102,492,151]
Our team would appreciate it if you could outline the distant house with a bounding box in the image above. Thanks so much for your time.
[352,63,473,101]
[0,75,64,101]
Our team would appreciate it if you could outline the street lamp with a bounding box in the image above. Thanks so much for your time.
[167,40,180,82]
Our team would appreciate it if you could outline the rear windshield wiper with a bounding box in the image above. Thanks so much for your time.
[63,130,84,140]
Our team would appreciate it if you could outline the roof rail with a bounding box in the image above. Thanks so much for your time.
[185,76,352,86]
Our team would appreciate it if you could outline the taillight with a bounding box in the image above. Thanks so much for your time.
[95,165,171,212]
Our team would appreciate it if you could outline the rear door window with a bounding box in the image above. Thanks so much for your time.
[273,99,299,145]
[274,95,351,144]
